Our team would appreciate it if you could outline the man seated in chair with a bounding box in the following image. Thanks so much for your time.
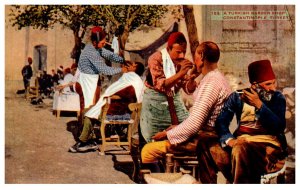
[197,59,288,183]
[69,61,145,153]
[141,41,232,172]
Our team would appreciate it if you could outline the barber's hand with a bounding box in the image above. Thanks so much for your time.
[152,131,167,141]
[121,64,128,73]
[242,88,263,109]
[177,59,193,73]
[55,85,64,91]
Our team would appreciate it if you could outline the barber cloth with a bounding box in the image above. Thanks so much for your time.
[85,72,144,119]
[52,91,80,112]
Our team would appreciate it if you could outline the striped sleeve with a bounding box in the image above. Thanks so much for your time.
[167,78,222,144]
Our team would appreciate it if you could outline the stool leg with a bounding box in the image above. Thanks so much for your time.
[166,153,174,173]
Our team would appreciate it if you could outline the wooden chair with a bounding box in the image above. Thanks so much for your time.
[260,159,286,184]
[25,77,39,100]
[98,95,142,156]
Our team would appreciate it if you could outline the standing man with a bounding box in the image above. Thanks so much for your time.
[140,32,197,143]
[197,59,287,183]
[141,41,232,172]
[78,26,125,109]
[21,57,33,94]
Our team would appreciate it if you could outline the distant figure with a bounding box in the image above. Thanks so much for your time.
[57,65,64,81]
[60,68,73,93]
[39,71,53,97]
[51,69,59,86]
[21,57,33,93]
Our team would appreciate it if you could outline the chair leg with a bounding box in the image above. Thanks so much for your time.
[99,123,106,155]
[56,110,60,118]
[277,172,285,184]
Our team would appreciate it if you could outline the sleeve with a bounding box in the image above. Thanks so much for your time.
[255,92,286,134]
[89,50,122,76]
[99,48,124,64]
[215,92,240,147]
[147,52,167,92]
[167,79,222,144]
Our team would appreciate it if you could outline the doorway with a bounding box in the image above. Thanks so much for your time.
[33,45,47,75]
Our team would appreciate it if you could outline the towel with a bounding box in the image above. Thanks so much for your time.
[85,72,144,119]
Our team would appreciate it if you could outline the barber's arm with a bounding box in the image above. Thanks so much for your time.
[99,48,124,64]
[164,59,193,90]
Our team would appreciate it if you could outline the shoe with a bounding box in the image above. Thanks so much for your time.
[77,141,98,152]
[69,142,82,153]
[69,141,98,153]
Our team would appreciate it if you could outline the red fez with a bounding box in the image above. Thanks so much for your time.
[167,32,186,48]
[71,63,77,69]
[248,59,275,84]
[64,68,71,74]
[91,26,102,34]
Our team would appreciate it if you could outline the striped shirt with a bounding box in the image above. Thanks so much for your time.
[167,69,232,144]
[78,44,123,75]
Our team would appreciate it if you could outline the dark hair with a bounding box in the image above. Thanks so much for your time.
[91,30,107,43]
[124,60,145,76]
[134,62,145,76]
[198,41,220,63]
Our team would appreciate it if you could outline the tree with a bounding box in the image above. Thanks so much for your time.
[9,5,179,63]
[183,5,199,59]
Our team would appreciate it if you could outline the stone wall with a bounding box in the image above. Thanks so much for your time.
[199,5,295,90]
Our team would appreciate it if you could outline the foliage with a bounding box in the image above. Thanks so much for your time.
[8,5,182,62]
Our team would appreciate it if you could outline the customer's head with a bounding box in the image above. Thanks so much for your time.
[91,26,107,49]
[124,61,145,76]
[194,41,220,73]
[167,32,187,62]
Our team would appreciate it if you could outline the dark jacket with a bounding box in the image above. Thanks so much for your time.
[22,65,33,80]
[215,91,288,155]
